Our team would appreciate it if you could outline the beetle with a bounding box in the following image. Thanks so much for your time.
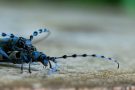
[0,29,119,73]
[0,50,119,73]
[0,29,50,60]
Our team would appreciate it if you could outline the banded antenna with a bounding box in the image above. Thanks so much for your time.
[47,54,120,69]
[30,28,51,43]
[0,33,15,38]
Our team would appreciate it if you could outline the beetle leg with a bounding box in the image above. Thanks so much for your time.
[28,59,32,73]
[0,48,10,60]
[48,61,52,69]
[21,59,24,74]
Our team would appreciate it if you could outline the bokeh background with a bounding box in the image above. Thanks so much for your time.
[0,0,135,90]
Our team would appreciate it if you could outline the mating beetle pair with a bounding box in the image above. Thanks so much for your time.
[0,29,119,73]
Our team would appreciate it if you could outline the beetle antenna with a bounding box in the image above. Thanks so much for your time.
[47,54,119,69]
[0,33,15,38]
[30,28,50,41]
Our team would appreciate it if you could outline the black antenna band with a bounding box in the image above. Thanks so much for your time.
[48,54,119,69]
[30,28,50,41]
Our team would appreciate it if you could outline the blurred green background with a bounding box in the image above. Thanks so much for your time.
[0,0,135,15]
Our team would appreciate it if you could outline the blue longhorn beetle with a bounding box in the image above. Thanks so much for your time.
[0,28,50,60]
[0,29,119,73]
[0,50,119,73]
